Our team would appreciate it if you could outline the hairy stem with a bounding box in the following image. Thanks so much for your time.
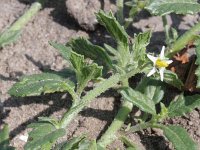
[162,15,170,45]
[166,21,200,58]
[0,0,45,47]
[128,122,152,133]
[116,0,124,25]
[97,100,133,148]
[59,74,121,128]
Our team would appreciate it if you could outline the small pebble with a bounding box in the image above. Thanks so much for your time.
[19,134,28,142]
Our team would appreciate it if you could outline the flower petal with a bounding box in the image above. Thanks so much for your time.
[159,67,165,81]
[166,60,173,64]
[147,54,157,64]
[147,67,156,77]
[160,46,165,59]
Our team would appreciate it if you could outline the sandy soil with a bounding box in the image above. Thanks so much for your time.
[0,0,200,149]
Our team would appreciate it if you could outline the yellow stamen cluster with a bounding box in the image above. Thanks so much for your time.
[155,59,169,68]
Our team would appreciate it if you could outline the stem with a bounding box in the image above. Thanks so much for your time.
[162,15,170,45]
[97,100,133,148]
[97,78,132,147]
[116,0,124,25]
[166,21,200,58]
[128,122,152,133]
[59,74,121,128]
[0,0,45,47]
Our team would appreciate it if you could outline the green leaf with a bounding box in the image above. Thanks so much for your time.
[54,135,86,150]
[0,30,21,48]
[146,0,200,16]
[9,72,75,97]
[96,10,129,46]
[0,124,15,150]
[120,136,140,150]
[54,136,98,150]
[163,70,183,89]
[25,122,65,150]
[78,139,97,150]
[121,87,156,115]
[68,38,112,69]
[49,41,72,61]
[158,125,198,150]
[96,10,130,68]
[70,51,102,94]
[132,31,151,65]
[137,77,164,104]
[168,94,200,117]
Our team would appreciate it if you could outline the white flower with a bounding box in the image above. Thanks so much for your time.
[147,46,173,81]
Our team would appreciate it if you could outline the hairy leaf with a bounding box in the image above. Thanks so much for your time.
[68,38,112,69]
[158,125,198,150]
[54,135,86,150]
[132,31,151,65]
[96,10,129,46]
[54,136,98,150]
[48,44,103,93]
[137,77,164,104]
[0,30,21,48]
[168,94,200,117]
[0,124,15,150]
[49,41,72,61]
[120,136,140,150]
[162,70,183,89]
[9,72,75,97]
[121,87,156,115]
[146,0,200,16]
[96,10,131,68]
[25,122,65,150]
[70,51,102,93]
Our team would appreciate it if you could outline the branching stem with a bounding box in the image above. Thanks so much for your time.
[59,74,121,128]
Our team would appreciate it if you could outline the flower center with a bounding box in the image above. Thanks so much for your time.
[156,59,169,68]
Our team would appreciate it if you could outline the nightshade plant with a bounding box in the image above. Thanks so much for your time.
[2,1,200,149]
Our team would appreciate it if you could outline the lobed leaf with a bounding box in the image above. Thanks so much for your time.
[132,31,151,65]
[9,72,75,97]
[25,122,65,150]
[121,87,156,115]
[168,94,200,117]
[50,41,103,93]
[69,51,102,93]
[96,10,129,46]
[96,10,131,68]
[68,38,113,69]
[54,136,99,150]
[137,77,164,104]
[146,0,200,16]
[54,135,86,150]
[162,70,183,89]
[158,125,198,150]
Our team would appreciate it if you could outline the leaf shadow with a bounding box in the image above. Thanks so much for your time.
[2,93,72,139]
